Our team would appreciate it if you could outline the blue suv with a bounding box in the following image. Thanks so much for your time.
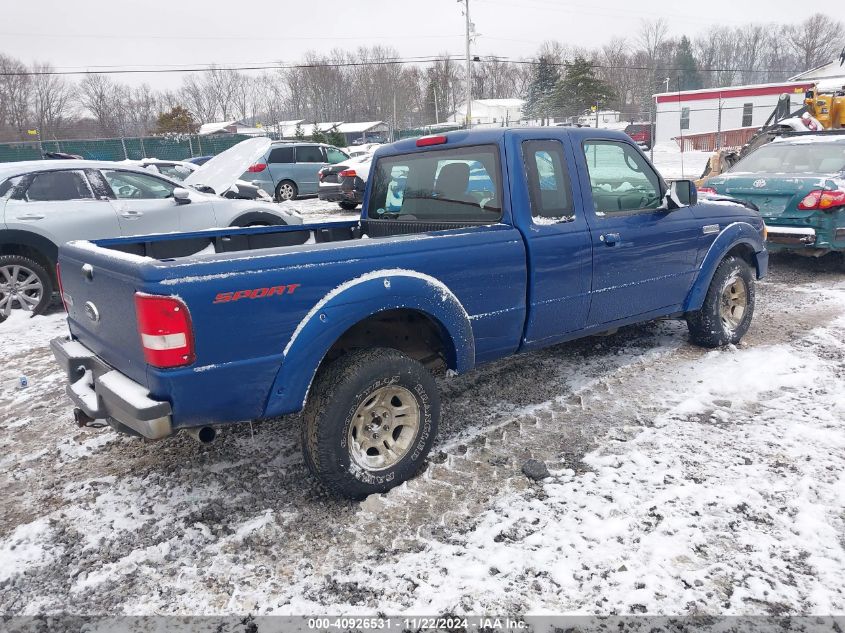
[242,142,350,201]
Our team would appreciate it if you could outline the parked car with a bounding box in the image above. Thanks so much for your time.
[50,127,766,499]
[135,158,271,201]
[624,122,655,149]
[241,142,350,202]
[0,142,302,317]
[699,133,845,259]
[317,154,374,210]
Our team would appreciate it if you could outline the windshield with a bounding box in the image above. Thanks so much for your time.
[369,145,502,223]
[730,141,845,175]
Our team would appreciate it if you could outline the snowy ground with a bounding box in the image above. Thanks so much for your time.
[1,248,843,618]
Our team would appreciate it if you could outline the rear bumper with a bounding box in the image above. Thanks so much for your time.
[50,337,173,439]
[318,184,360,204]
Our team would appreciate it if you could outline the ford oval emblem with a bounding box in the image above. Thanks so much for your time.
[84,301,100,323]
[753,179,767,188]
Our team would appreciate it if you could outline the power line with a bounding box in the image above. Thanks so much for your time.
[0,55,806,77]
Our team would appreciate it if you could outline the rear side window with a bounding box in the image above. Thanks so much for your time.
[326,147,349,164]
[369,145,502,223]
[0,176,22,200]
[268,146,294,163]
[296,145,324,163]
[522,140,574,223]
[25,170,93,202]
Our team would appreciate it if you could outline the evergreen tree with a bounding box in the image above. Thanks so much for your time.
[293,122,305,140]
[552,57,616,119]
[523,55,560,124]
[674,36,702,91]
[310,123,327,144]
[326,125,346,148]
[153,106,198,135]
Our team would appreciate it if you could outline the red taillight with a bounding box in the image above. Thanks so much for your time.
[56,263,68,312]
[797,189,845,211]
[416,135,447,147]
[318,170,324,181]
[697,187,718,196]
[247,163,267,173]
[339,169,357,178]
[818,190,845,210]
[134,293,195,368]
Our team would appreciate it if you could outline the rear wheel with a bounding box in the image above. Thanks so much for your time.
[339,200,358,211]
[275,180,297,202]
[0,255,54,318]
[301,348,440,500]
[686,255,755,348]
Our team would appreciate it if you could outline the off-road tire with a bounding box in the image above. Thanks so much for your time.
[686,255,755,348]
[339,200,358,211]
[0,255,54,318]
[275,180,298,202]
[301,348,440,500]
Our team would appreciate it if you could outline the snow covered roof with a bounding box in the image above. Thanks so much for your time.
[278,121,343,137]
[198,120,266,136]
[653,81,814,102]
[198,120,239,135]
[789,59,845,82]
[473,98,525,107]
[335,121,387,134]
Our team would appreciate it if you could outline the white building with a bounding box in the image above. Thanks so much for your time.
[449,99,526,127]
[653,81,816,148]
[577,109,623,128]
[198,120,266,137]
[790,58,845,88]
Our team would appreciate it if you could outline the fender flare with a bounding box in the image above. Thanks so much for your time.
[263,269,475,417]
[0,229,59,266]
[228,210,286,227]
[683,221,764,313]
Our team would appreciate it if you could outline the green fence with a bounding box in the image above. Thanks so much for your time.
[0,134,257,164]
[0,126,466,164]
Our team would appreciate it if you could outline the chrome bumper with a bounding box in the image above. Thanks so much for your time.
[50,337,173,439]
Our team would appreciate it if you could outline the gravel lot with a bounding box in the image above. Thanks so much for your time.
[1,243,843,617]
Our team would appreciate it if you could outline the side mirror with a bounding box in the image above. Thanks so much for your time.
[173,187,191,205]
[666,179,697,209]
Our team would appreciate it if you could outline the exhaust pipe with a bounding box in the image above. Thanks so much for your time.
[186,426,217,444]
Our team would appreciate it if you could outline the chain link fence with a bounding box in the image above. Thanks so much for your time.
[0,134,259,164]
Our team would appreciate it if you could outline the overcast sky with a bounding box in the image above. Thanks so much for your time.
[0,0,836,88]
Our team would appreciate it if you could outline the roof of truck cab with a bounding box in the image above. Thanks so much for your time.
[0,159,159,181]
[380,126,632,157]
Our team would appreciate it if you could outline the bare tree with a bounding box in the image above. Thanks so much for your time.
[0,54,32,139]
[785,13,845,71]
[78,73,122,136]
[30,63,75,139]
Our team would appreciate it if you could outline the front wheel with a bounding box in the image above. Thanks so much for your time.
[0,255,54,318]
[686,255,755,348]
[302,348,440,500]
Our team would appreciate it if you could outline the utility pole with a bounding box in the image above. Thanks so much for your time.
[460,0,472,128]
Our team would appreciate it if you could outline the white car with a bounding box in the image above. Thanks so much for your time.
[0,138,301,318]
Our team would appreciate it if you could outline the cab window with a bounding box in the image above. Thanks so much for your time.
[25,170,94,202]
[369,145,501,223]
[523,140,574,223]
[102,170,176,200]
[582,141,663,214]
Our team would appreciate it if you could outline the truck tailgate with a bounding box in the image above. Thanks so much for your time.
[58,245,149,386]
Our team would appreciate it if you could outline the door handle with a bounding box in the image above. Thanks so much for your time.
[121,210,143,218]
[600,232,621,246]
[15,214,45,220]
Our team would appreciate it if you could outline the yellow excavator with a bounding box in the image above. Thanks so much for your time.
[698,54,845,182]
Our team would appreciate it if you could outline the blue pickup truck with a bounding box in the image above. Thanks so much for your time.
[51,128,767,499]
